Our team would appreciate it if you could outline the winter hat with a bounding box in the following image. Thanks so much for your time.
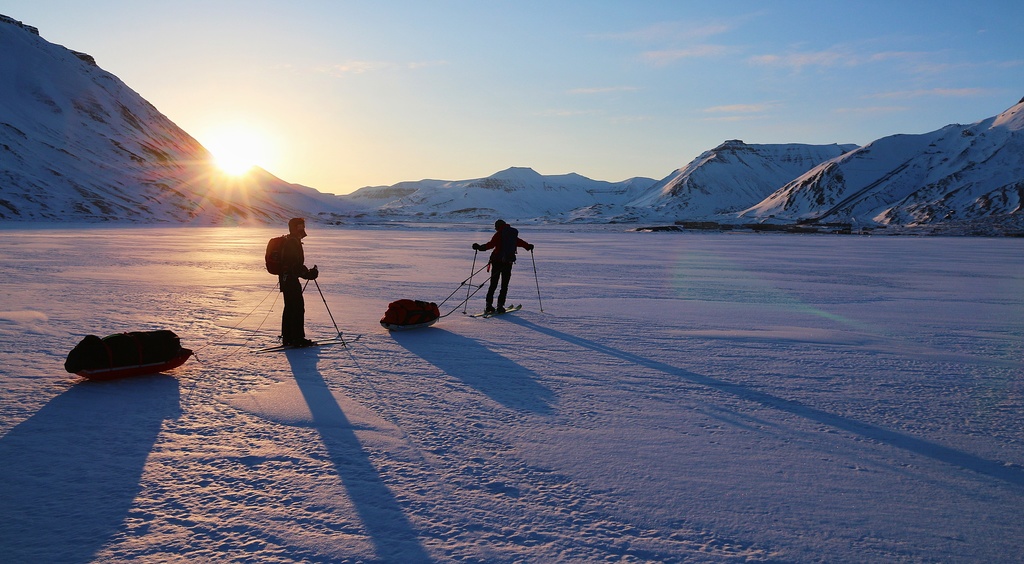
[494,219,507,230]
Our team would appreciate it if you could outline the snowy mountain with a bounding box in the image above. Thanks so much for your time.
[625,140,857,221]
[337,142,858,225]
[342,167,655,223]
[742,99,1024,226]
[336,141,858,225]
[3,14,1021,232]
[0,15,360,224]
[344,105,1022,230]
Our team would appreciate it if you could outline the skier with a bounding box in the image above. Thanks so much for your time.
[279,218,319,347]
[472,219,533,314]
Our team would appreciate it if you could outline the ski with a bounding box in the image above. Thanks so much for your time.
[255,334,360,354]
[471,304,522,318]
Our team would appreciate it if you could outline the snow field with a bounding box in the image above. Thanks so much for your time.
[1,226,1022,562]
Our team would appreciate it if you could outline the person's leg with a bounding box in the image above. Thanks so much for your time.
[497,263,512,309]
[281,278,305,344]
[485,266,501,311]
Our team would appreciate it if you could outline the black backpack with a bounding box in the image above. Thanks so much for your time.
[498,226,519,263]
[265,235,288,275]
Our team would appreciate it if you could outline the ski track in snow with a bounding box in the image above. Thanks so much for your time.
[1,226,1022,563]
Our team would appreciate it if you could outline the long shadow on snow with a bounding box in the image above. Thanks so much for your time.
[505,316,1024,490]
[391,327,554,414]
[0,374,181,562]
[284,348,431,563]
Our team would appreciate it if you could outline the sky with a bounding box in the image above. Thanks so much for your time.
[3,1,1023,194]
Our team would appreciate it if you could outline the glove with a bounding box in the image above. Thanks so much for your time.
[525,243,534,251]
[472,243,482,251]
[304,266,319,280]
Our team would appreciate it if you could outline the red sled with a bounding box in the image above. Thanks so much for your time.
[380,299,441,331]
[65,330,193,380]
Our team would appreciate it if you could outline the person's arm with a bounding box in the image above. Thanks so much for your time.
[475,232,500,251]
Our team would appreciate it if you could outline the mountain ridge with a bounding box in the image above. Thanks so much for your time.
[741,100,1024,226]
[0,16,359,224]
[623,140,858,220]
[2,14,1021,233]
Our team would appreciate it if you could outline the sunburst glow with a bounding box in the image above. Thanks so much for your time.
[203,125,275,176]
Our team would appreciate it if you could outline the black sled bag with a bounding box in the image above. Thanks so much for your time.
[64,330,183,373]
[380,299,440,329]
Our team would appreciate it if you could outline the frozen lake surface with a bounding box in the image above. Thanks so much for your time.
[1,226,1022,562]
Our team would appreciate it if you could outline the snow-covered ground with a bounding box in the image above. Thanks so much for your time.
[1,225,1022,563]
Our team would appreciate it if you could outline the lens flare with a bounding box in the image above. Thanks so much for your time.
[202,125,275,176]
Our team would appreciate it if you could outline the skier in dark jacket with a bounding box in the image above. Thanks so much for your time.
[472,219,533,314]
[280,218,319,347]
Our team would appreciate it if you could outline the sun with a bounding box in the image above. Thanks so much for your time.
[202,125,275,176]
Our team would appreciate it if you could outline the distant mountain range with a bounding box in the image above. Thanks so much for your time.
[342,166,656,222]
[2,14,1021,234]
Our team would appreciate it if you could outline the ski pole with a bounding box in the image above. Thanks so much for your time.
[312,276,344,340]
[530,249,544,313]
[464,249,478,314]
